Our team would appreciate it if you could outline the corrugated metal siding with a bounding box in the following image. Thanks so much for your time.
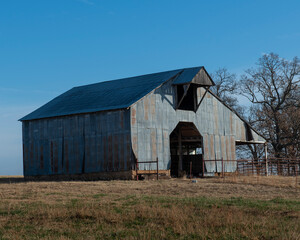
[130,80,261,173]
[23,110,131,176]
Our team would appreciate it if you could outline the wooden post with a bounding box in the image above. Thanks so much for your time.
[136,160,139,181]
[190,161,192,179]
[156,157,159,180]
[265,143,268,176]
[202,158,205,178]
[178,128,183,175]
[221,158,224,178]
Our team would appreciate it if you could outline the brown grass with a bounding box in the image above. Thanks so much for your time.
[0,176,299,239]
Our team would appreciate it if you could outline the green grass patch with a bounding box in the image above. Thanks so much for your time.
[92,193,107,199]
[0,183,299,240]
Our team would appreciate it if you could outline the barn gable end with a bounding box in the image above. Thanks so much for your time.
[130,73,265,176]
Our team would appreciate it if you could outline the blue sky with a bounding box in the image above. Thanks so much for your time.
[0,0,300,175]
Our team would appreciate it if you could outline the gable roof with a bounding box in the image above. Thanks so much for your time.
[20,66,213,121]
[173,67,214,86]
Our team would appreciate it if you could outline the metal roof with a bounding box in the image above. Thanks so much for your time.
[20,67,209,121]
[172,67,202,84]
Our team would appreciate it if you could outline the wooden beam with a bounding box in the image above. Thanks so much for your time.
[177,84,190,109]
[178,126,183,172]
[195,87,209,112]
[193,86,198,112]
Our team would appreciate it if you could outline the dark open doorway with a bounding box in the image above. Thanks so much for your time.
[170,122,203,177]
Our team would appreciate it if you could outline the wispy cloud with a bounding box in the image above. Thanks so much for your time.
[76,0,94,5]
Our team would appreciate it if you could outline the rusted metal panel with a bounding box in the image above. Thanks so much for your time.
[223,108,230,136]
[203,134,210,160]
[216,101,224,135]
[144,97,149,121]
[84,135,90,172]
[87,135,97,173]
[208,135,216,173]
[131,106,136,126]
[120,111,124,129]
[22,109,131,176]
[234,116,240,140]
[34,140,39,175]
[73,137,80,173]
[241,122,246,141]
[151,129,157,161]
[136,101,144,128]
[251,129,266,142]
[132,134,138,159]
[64,139,69,173]
[230,136,237,171]
[163,130,169,170]
[125,134,131,170]
[107,134,113,171]
[119,134,125,170]
[41,139,49,175]
[226,136,230,161]
[214,135,221,171]
[39,144,44,170]
[103,135,108,171]
[210,135,215,161]
[229,112,233,135]
[230,136,236,161]
[156,129,163,167]
[150,94,156,123]
[220,136,226,160]
[213,98,219,135]
[96,135,103,171]
[113,134,119,171]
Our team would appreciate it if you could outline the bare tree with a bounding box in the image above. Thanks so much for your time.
[210,68,245,115]
[239,53,300,158]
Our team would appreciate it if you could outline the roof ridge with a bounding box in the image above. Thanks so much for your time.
[73,67,197,89]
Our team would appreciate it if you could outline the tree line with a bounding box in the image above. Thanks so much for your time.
[211,53,300,159]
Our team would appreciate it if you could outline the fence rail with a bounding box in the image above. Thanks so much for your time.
[236,158,300,177]
[135,158,159,180]
[199,158,299,177]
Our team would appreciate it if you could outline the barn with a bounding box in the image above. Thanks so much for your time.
[20,67,266,180]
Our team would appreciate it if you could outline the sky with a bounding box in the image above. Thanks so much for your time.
[0,0,300,175]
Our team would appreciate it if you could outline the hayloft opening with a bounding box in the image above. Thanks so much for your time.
[176,84,197,111]
[170,122,203,177]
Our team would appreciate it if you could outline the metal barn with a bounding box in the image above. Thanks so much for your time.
[20,67,266,179]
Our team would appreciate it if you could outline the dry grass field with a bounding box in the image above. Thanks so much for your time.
[0,176,299,240]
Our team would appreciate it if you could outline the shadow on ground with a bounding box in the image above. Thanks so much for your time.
[0,176,25,184]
